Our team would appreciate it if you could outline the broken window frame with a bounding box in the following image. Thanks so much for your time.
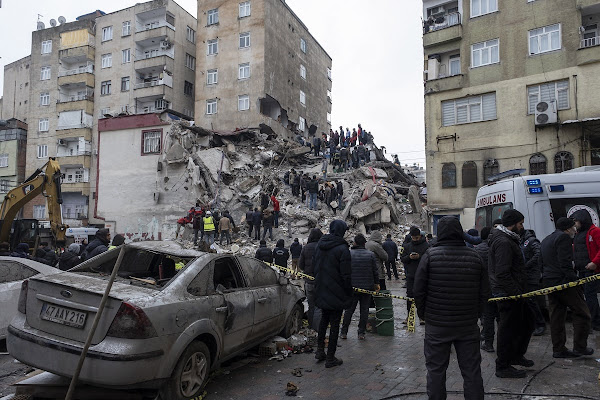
[238,94,250,111]
[441,162,457,188]
[239,32,250,49]
[184,81,194,97]
[0,179,9,193]
[142,130,162,155]
[238,63,250,80]
[483,159,499,182]
[206,99,217,115]
[207,69,218,85]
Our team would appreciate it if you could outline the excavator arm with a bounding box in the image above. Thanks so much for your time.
[0,158,68,246]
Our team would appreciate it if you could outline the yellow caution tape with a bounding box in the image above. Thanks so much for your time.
[489,273,600,302]
[267,263,417,333]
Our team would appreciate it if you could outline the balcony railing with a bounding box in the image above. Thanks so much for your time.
[134,80,167,89]
[424,12,461,34]
[581,36,600,48]
[135,20,174,33]
[63,211,88,219]
[57,150,92,157]
[137,104,169,114]
[57,94,93,104]
[57,123,93,130]
[135,49,174,61]
[58,65,94,77]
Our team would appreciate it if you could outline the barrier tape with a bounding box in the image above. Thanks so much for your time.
[267,263,417,333]
[489,273,600,302]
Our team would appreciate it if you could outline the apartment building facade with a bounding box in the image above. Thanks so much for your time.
[0,119,27,206]
[2,0,196,227]
[1,56,32,122]
[195,0,332,140]
[423,0,600,231]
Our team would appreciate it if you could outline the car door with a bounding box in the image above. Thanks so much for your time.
[209,256,255,356]
[0,260,40,338]
[238,257,283,341]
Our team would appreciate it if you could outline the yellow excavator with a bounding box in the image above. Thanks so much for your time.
[0,158,68,250]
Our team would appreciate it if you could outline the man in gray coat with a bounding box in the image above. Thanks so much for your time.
[366,230,388,290]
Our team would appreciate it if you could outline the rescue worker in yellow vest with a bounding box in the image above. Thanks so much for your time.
[203,211,216,246]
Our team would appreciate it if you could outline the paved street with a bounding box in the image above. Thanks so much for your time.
[1,278,600,399]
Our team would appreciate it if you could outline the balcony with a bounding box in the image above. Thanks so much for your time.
[56,154,91,169]
[57,110,93,131]
[577,0,600,9]
[60,186,91,197]
[425,74,464,93]
[134,25,174,43]
[58,73,94,89]
[136,98,170,114]
[424,12,461,34]
[134,78,172,90]
[56,98,94,114]
[134,83,173,101]
[56,128,92,141]
[58,65,94,78]
[134,55,174,73]
[58,45,95,63]
[62,210,88,220]
[424,23,462,48]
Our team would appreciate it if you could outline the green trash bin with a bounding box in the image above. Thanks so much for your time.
[374,290,394,336]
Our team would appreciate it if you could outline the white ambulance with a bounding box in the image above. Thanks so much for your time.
[475,166,600,241]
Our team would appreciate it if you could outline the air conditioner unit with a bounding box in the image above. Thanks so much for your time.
[58,139,66,145]
[160,40,171,49]
[535,100,557,125]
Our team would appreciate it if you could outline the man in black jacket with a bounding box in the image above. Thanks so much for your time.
[313,220,352,368]
[401,226,429,322]
[475,227,497,353]
[273,239,290,268]
[255,240,273,263]
[307,176,319,211]
[81,229,111,262]
[382,234,399,280]
[541,217,593,358]
[251,208,262,241]
[488,209,534,378]
[58,243,81,271]
[340,234,378,340]
[299,228,323,329]
[521,230,546,336]
[414,216,488,400]
[290,238,302,276]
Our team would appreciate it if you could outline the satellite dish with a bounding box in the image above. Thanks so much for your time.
[37,21,45,30]
[50,19,57,27]
[58,16,66,24]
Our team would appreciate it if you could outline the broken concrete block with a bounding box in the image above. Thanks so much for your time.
[219,187,234,203]
[166,143,186,163]
[350,196,386,220]
[196,148,231,182]
[359,167,388,179]
[287,146,311,158]
[387,197,401,224]
[239,177,259,193]
[408,185,422,215]
[356,221,367,236]
[380,205,391,224]
[292,219,310,228]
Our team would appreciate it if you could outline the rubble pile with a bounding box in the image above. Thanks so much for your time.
[161,121,425,251]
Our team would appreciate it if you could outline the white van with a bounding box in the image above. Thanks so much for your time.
[65,227,99,245]
[475,167,600,241]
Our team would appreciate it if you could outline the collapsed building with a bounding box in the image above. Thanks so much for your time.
[96,111,425,249]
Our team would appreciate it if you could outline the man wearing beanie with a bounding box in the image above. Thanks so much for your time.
[313,220,352,368]
[488,209,534,378]
[541,217,593,358]
[401,226,429,323]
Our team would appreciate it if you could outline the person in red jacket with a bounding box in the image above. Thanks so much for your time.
[573,209,600,331]
[271,195,280,228]
[176,216,191,239]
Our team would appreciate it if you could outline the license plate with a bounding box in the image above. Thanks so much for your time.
[41,303,87,328]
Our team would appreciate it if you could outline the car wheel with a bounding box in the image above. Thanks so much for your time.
[281,303,303,338]
[160,341,211,400]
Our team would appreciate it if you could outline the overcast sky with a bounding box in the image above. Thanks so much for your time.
[0,0,425,165]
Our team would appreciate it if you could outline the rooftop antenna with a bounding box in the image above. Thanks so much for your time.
[36,14,45,30]
[58,16,66,24]
[50,19,57,27]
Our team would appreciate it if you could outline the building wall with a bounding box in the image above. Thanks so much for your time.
[1,56,32,123]
[423,0,600,229]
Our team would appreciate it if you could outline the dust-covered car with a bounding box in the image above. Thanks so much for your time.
[7,241,305,399]
[0,257,58,340]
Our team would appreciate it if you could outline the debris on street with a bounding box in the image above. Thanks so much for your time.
[285,382,299,396]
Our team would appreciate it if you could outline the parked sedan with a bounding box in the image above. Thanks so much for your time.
[0,257,58,340]
[7,241,305,400]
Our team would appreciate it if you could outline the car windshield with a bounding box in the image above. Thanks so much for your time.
[71,247,196,290]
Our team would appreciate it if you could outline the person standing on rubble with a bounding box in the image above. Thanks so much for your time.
[218,212,232,245]
[324,183,332,212]
[260,192,270,211]
[299,228,323,329]
[289,169,296,193]
[273,239,290,269]
[255,240,273,263]
[271,194,280,228]
[251,208,262,240]
[290,238,302,277]
[336,180,344,209]
[192,209,203,246]
[300,173,307,204]
[340,147,349,172]
[401,226,430,324]
[292,173,301,198]
[351,129,358,147]
[262,209,274,241]
[314,220,352,368]
[383,234,400,280]
[366,231,389,291]
[308,175,319,211]
[313,135,321,157]
[346,128,351,147]
[246,207,254,238]
[339,126,345,146]
[202,211,216,246]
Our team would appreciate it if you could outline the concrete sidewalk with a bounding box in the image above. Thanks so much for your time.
[205,279,600,400]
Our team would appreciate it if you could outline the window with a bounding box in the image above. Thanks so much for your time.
[327,90,332,101]
[299,116,305,131]
[442,93,496,126]
[300,90,306,106]
[41,40,52,54]
[142,131,161,155]
[449,55,461,76]
[101,80,111,95]
[102,26,113,42]
[0,154,8,168]
[207,39,218,55]
[207,8,219,25]
[240,1,251,18]
[39,118,49,132]
[37,145,48,159]
[185,53,196,70]
[207,69,218,85]
[529,153,547,175]
[462,161,478,187]
[239,63,250,79]
[300,64,306,80]
[33,205,46,219]
[238,95,250,111]
[483,159,499,182]
[40,92,50,106]
[0,180,8,192]
[300,38,306,53]
[527,80,569,114]
[186,26,196,43]
[40,66,51,80]
[121,76,130,91]
[471,0,498,18]
[327,68,332,80]
[101,53,112,68]
[442,163,457,188]
[471,39,499,67]
[184,81,194,96]
[529,24,561,55]
[327,112,331,124]
[206,99,217,115]
[100,107,110,116]
[239,32,250,48]
[122,49,131,64]
[122,21,131,36]
[554,151,574,173]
